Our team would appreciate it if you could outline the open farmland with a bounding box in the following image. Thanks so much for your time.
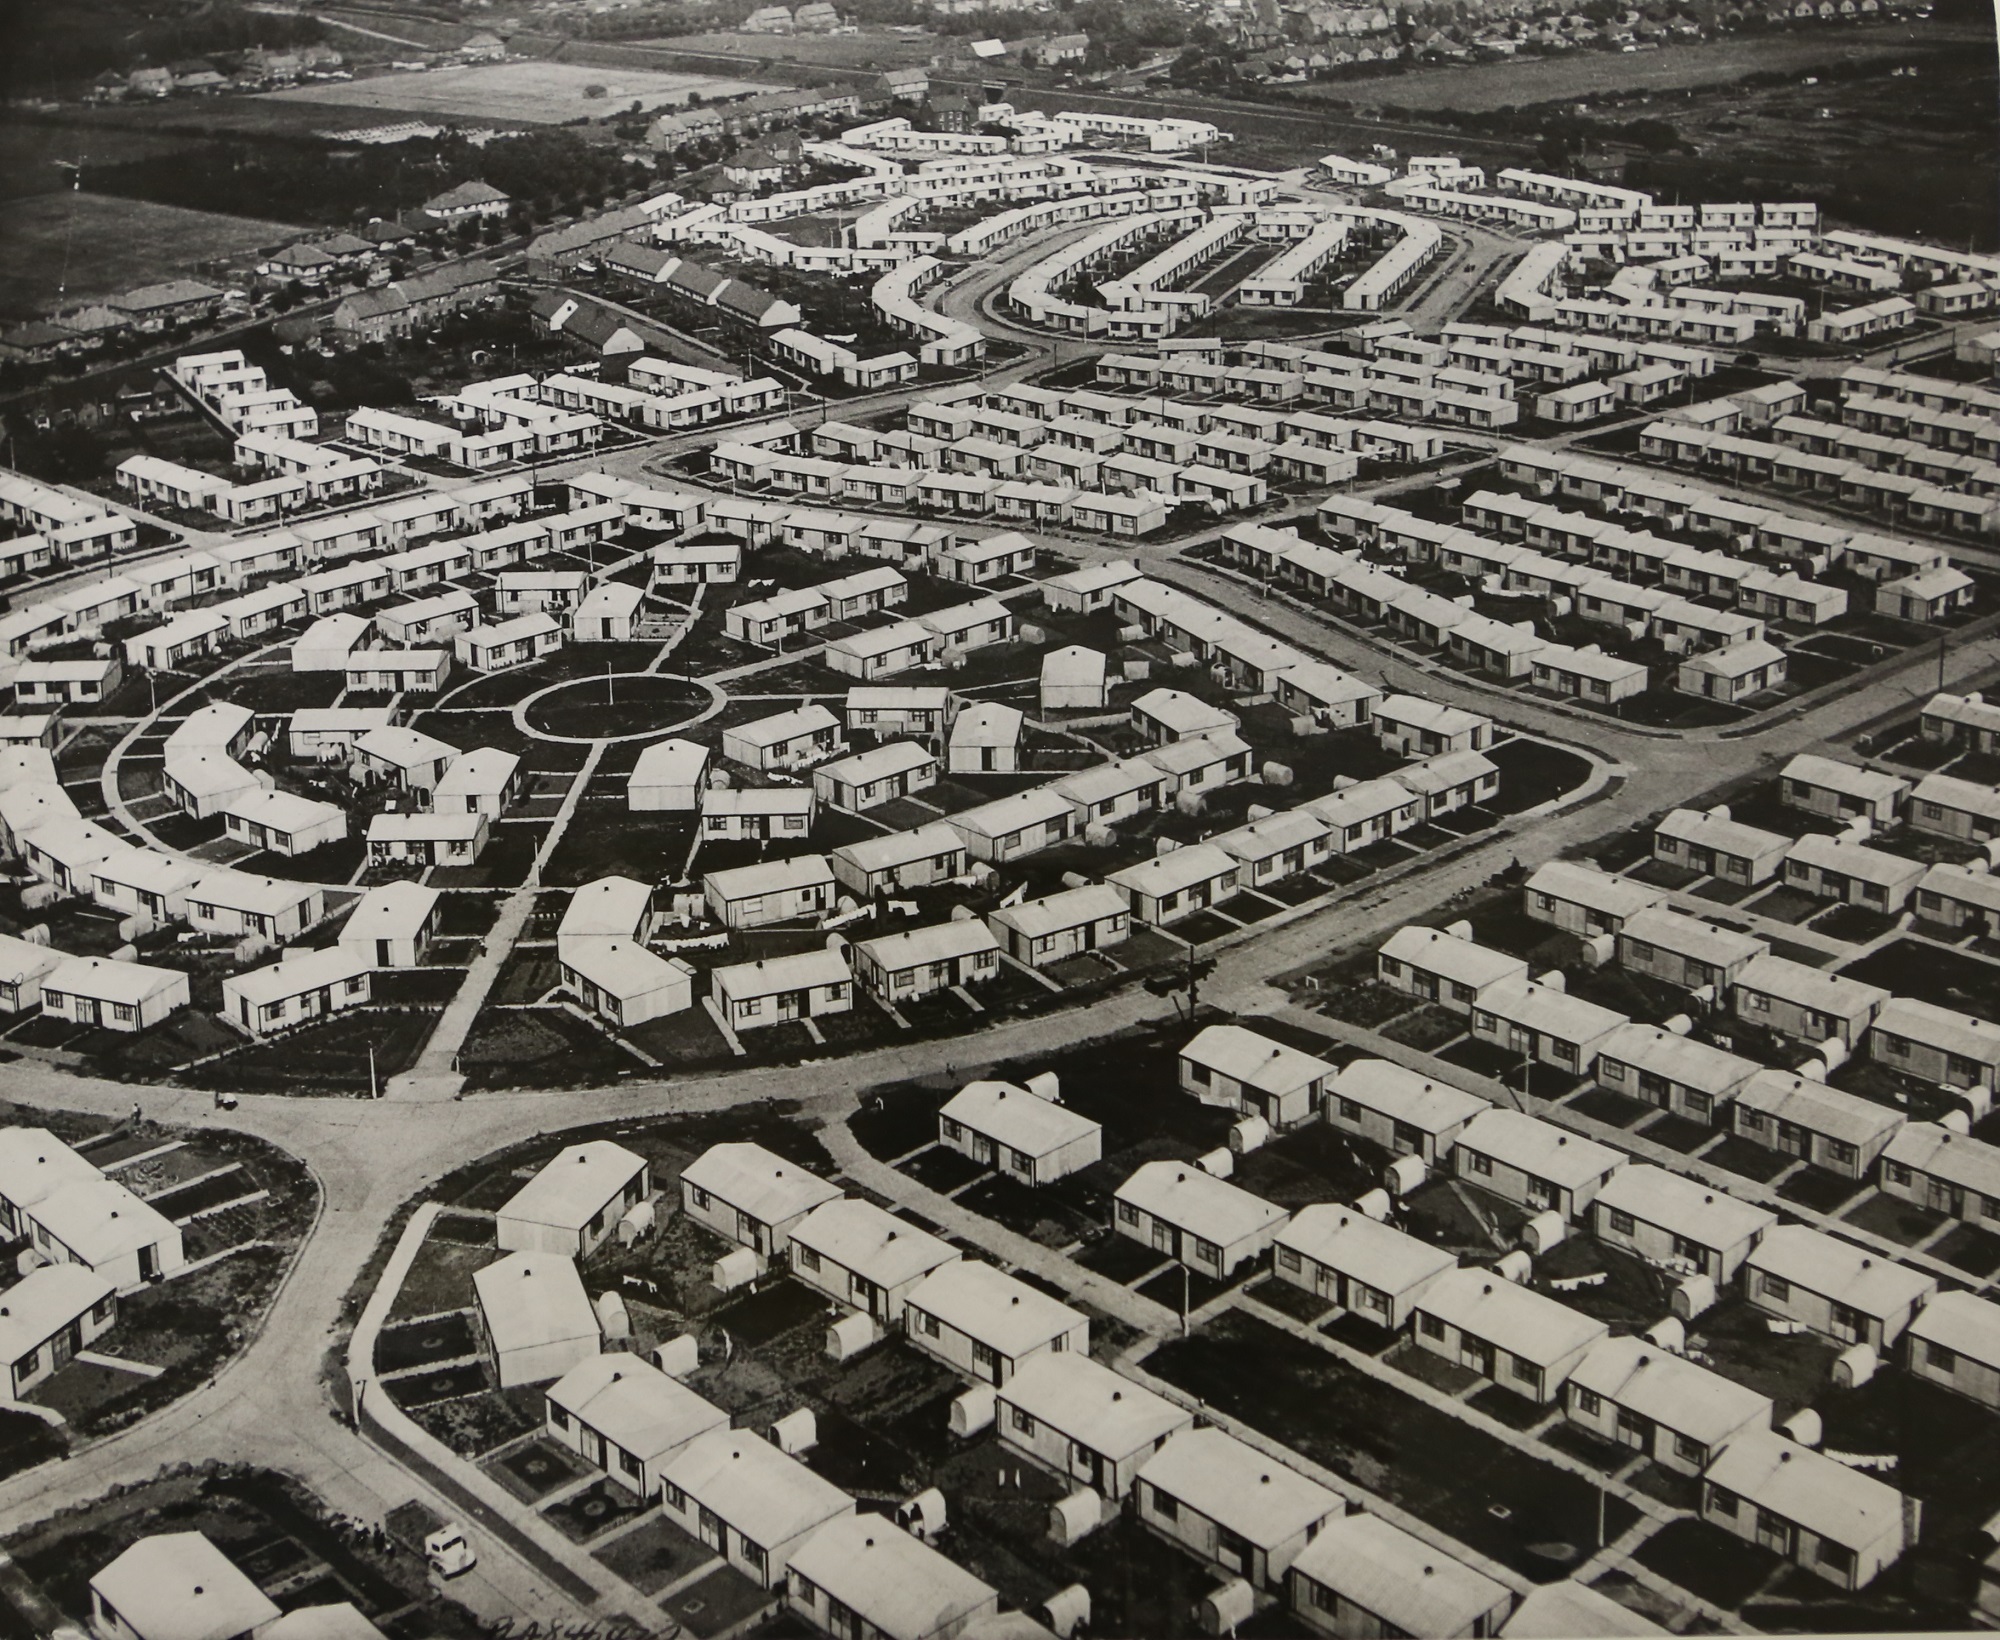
[0,191,297,318]
[632,29,939,71]
[258,61,771,123]
[1290,20,1962,110]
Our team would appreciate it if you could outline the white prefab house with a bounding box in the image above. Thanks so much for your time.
[851,919,1001,1005]
[1324,1058,1488,1165]
[366,810,488,867]
[1701,1432,1913,1592]
[219,947,370,1037]
[947,702,1023,775]
[699,786,816,844]
[562,940,695,1029]
[1453,1109,1626,1220]
[40,955,189,1035]
[1730,1070,1904,1179]
[784,1516,997,1640]
[1565,1335,1773,1476]
[1880,1123,2000,1225]
[831,822,968,899]
[1593,1023,1760,1126]
[1112,1160,1289,1278]
[1779,754,1908,826]
[1616,907,1768,995]
[90,1535,281,1640]
[904,1258,1088,1386]
[1469,979,1628,1077]
[498,1141,650,1259]
[434,747,524,821]
[789,1197,959,1326]
[937,1080,1101,1186]
[1130,688,1238,746]
[1905,1290,2000,1410]
[1869,997,2000,1106]
[1288,1513,1511,1640]
[339,880,440,968]
[1653,808,1790,887]
[813,742,937,811]
[1376,926,1529,1014]
[1731,955,1889,1049]
[0,933,62,1015]
[353,726,458,794]
[1136,1427,1342,1593]
[996,1351,1193,1501]
[1178,1025,1334,1129]
[1523,861,1665,939]
[545,1352,729,1497]
[1592,1164,1775,1284]
[1411,1268,1609,1404]
[680,1140,842,1259]
[1106,842,1240,928]
[1780,834,1924,914]
[987,882,1129,968]
[0,1263,117,1399]
[703,854,836,929]
[629,739,712,811]
[946,788,1074,863]
[721,704,843,772]
[659,1430,854,1590]
[219,789,347,858]
[1274,1205,1456,1332]
[1744,1223,1936,1349]
[1041,645,1112,712]
[1215,810,1332,889]
[472,1252,601,1388]
[710,948,853,1033]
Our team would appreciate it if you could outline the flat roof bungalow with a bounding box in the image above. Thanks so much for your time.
[1702,1432,1913,1591]
[1592,1163,1775,1284]
[1908,772,2000,845]
[1566,1334,1772,1477]
[1745,1223,1936,1350]
[1178,1024,1334,1129]
[709,948,852,1033]
[365,810,487,868]
[1731,954,1889,1049]
[545,1352,728,1497]
[1274,1204,1456,1332]
[1731,1069,1904,1179]
[90,1534,281,1640]
[498,1140,650,1261]
[784,1514,997,1640]
[1412,1266,1609,1404]
[813,741,937,812]
[0,1262,116,1400]
[472,1252,600,1388]
[937,1080,1101,1187]
[338,879,440,969]
[1453,1108,1626,1221]
[41,955,189,1036]
[629,738,712,812]
[1112,1159,1289,1278]
[1376,925,1529,1015]
[219,946,370,1038]
[659,1429,853,1591]
[1136,1427,1342,1593]
[720,703,842,772]
[789,1197,959,1327]
[1287,1513,1510,1640]
[904,1258,1088,1386]
[1501,1582,1668,1638]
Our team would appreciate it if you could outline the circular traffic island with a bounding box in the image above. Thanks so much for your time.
[522,673,714,741]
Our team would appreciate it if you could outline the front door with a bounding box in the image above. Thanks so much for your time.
[1777,1121,1810,1158]
[76,998,99,1027]
[52,1322,79,1369]
[698,1506,725,1552]
[1152,1222,1179,1259]
[138,1244,157,1281]
[377,939,392,966]
[1460,1334,1496,1377]
[777,990,805,1022]
[1928,1179,1966,1217]
[1756,1509,1796,1557]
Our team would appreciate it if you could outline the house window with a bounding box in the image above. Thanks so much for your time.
[918,1310,940,1337]
[1277,1245,1301,1272]
[1927,1340,1958,1374]
[663,1482,686,1512]
[1602,1060,1627,1084]
[1817,1540,1855,1578]
[1708,1486,1738,1519]
[1574,1388,1602,1416]
[796,1245,821,1272]
[111,1003,136,1024]
[1011,1405,1035,1435]
[1674,1434,1708,1468]
[1149,1486,1177,1522]
[1193,1238,1221,1266]
[1607,1209,1635,1236]
[1419,1311,1446,1339]
[690,1186,711,1211]
[1117,1200,1140,1226]
[1626,940,1655,963]
[1760,1272,1790,1302]
[1467,1152,1492,1176]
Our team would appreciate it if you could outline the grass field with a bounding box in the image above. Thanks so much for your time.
[1297,22,1958,110]
[0,122,201,201]
[259,61,770,123]
[0,191,298,318]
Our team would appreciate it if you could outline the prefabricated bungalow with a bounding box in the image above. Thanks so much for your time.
[1288,1513,1511,1640]
[1112,1160,1289,1279]
[1653,808,1790,887]
[544,1352,729,1498]
[472,1252,600,1388]
[1880,1123,2000,1225]
[812,742,937,812]
[830,821,967,899]
[219,947,371,1038]
[903,1258,1088,1387]
[658,1430,853,1591]
[1868,997,2000,1106]
[1136,1428,1342,1594]
[783,1515,997,1640]
[850,919,1001,1006]
[1453,1108,1626,1220]
[709,948,853,1033]
[1375,926,1529,1015]
[1744,1223,1936,1350]
[789,1196,959,1327]
[703,854,836,930]
[986,882,1129,968]
[338,880,440,968]
[936,1080,1102,1187]
[1905,1290,2000,1410]
[1523,861,1664,940]
[679,1140,843,1260]
[1730,1070,1904,1179]
[1701,1432,1914,1591]
[1616,907,1768,996]
[628,739,712,812]
[497,1141,650,1259]
[1324,1058,1488,1167]
[1592,1163,1776,1284]
[1177,1024,1334,1129]
[1731,956,1889,1049]
[1410,1268,1609,1405]
[1565,1335,1772,1477]
[1592,1023,1760,1126]
[995,1351,1193,1501]
[1273,1205,1456,1332]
